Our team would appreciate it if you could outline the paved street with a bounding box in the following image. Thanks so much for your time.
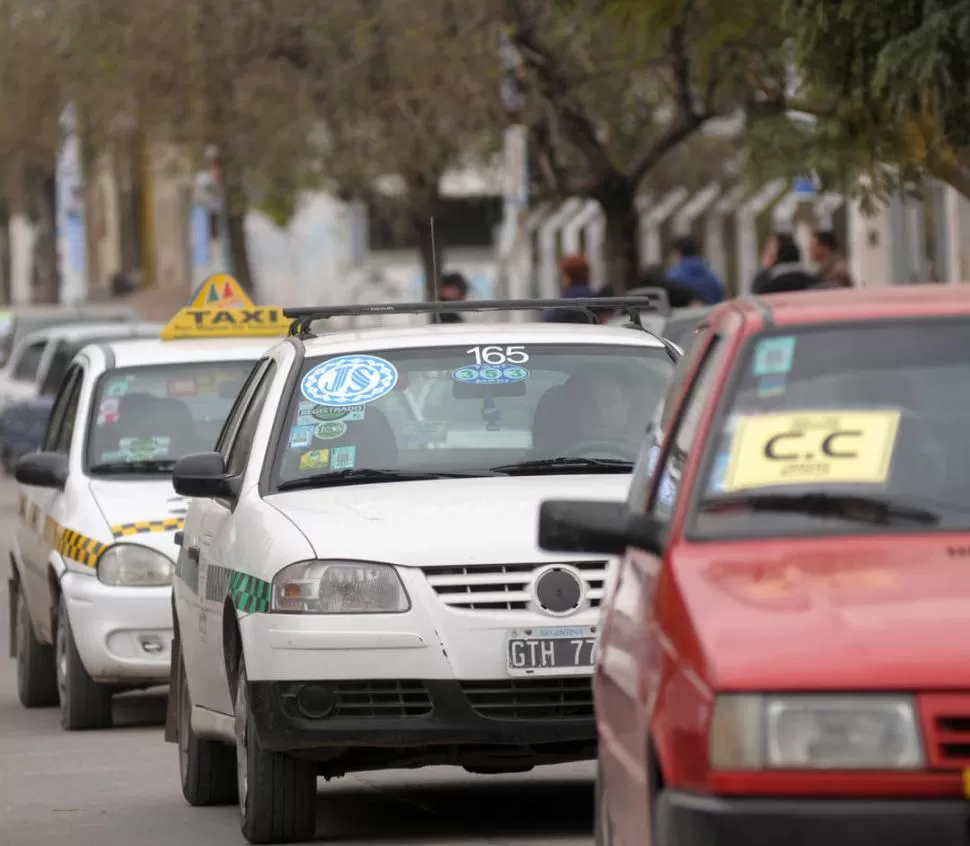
[0,477,594,846]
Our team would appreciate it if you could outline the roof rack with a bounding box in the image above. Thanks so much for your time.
[284,292,670,338]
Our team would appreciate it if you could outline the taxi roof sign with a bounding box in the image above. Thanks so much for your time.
[160,274,290,340]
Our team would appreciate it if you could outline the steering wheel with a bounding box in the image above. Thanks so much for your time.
[559,440,639,462]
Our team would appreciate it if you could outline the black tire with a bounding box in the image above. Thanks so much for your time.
[235,654,316,844]
[56,595,113,730]
[15,582,58,708]
[178,649,237,806]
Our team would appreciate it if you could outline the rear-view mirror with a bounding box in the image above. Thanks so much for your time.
[15,451,68,490]
[172,451,237,499]
[538,499,664,557]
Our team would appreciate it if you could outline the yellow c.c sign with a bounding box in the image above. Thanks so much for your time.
[722,410,901,492]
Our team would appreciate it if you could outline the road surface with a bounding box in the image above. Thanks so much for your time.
[0,476,595,845]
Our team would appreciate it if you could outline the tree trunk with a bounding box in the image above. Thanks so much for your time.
[597,178,640,294]
[223,163,254,294]
[30,171,59,304]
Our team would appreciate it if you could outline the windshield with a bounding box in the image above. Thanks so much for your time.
[86,360,255,473]
[692,320,970,538]
[271,343,673,488]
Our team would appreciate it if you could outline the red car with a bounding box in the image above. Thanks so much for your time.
[540,286,970,846]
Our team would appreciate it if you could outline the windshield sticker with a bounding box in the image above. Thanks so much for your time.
[288,425,314,449]
[167,378,197,397]
[465,345,530,365]
[300,354,398,407]
[314,420,347,440]
[312,403,365,423]
[97,398,120,425]
[118,435,170,460]
[646,444,661,476]
[404,420,447,447]
[299,448,330,470]
[99,450,124,462]
[757,375,786,398]
[656,471,678,516]
[709,454,730,492]
[722,410,901,492]
[105,378,130,398]
[752,336,795,376]
[330,445,357,470]
[452,364,530,385]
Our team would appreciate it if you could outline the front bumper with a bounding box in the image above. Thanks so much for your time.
[61,571,172,684]
[249,677,596,757]
[657,790,969,846]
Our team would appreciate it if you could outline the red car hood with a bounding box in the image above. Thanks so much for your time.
[675,535,970,690]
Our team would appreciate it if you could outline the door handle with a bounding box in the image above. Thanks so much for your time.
[187,546,200,562]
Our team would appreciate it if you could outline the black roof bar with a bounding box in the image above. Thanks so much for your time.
[284,292,670,337]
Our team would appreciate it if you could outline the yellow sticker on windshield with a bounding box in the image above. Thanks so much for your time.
[722,410,900,492]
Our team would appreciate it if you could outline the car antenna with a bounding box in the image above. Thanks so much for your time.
[430,215,440,303]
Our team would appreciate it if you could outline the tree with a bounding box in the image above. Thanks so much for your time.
[775,0,970,202]
[270,0,504,300]
[501,0,786,291]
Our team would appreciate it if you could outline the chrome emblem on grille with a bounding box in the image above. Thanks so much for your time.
[532,566,585,616]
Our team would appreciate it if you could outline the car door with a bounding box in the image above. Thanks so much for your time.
[0,337,47,412]
[178,359,268,702]
[19,364,84,639]
[597,329,728,846]
[195,359,276,712]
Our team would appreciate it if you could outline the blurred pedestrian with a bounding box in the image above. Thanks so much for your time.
[638,265,705,308]
[542,254,595,323]
[751,233,817,295]
[432,272,469,324]
[666,235,725,304]
[810,230,853,288]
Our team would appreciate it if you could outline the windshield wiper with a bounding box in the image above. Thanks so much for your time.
[88,460,177,475]
[489,457,633,475]
[701,492,940,526]
[277,468,492,491]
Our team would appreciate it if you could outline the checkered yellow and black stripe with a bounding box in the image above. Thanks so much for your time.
[111,518,184,538]
[42,516,108,568]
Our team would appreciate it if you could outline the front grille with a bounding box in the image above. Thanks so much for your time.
[328,681,433,718]
[421,561,607,611]
[462,677,594,720]
[919,694,970,768]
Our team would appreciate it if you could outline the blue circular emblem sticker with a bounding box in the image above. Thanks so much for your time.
[451,364,530,385]
[301,354,398,407]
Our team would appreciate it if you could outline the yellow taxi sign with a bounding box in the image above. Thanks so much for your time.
[722,410,901,492]
[160,274,290,340]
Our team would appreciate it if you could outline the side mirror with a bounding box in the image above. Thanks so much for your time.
[538,499,664,557]
[172,451,236,499]
[15,451,68,490]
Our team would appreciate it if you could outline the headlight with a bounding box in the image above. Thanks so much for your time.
[710,694,924,770]
[97,544,174,587]
[271,560,410,614]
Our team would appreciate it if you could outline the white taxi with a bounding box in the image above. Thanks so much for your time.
[166,296,676,844]
[9,274,288,731]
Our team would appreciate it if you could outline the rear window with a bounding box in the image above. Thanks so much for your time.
[691,319,970,538]
[85,360,255,473]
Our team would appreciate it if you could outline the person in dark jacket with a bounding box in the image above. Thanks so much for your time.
[542,254,595,323]
[666,235,725,304]
[431,272,469,324]
[751,233,817,295]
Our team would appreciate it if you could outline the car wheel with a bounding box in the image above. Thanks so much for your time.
[56,595,113,730]
[235,653,316,844]
[15,582,58,708]
[178,648,237,806]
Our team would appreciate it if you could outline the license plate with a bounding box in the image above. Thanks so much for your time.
[506,626,597,677]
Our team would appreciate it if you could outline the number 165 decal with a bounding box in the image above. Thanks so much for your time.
[465,345,529,364]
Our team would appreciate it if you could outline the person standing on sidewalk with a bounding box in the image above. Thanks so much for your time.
[810,230,854,288]
[431,272,470,324]
[666,235,725,304]
[751,233,817,295]
[542,254,595,323]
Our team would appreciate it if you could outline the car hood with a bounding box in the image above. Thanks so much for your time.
[88,477,187,559]
[678,535,970,690]
[266,474,630,566]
